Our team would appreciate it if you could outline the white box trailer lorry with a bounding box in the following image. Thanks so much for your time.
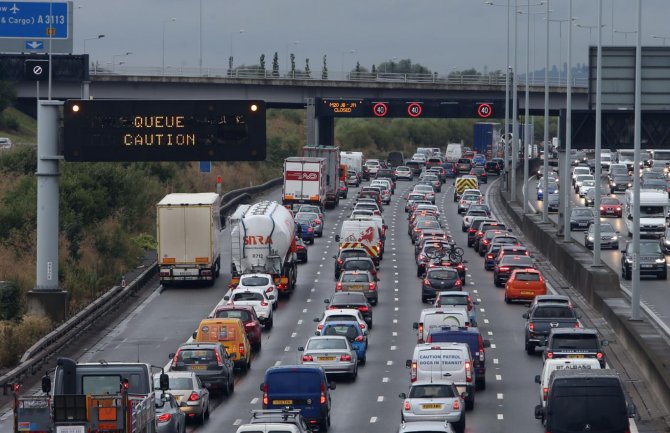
[303,146,341,209]
[157,193,222,285]
[624,188,669,238]
[283,157,327,210]
[229,201,298,296]
[340,151,363,173]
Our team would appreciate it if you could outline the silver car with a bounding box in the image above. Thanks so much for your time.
[155,391,187,433]
[154,372,210,424]
[399,380,465,433]
[299,336,358,380]
[397,420,454,433]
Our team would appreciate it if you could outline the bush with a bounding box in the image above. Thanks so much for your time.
[0,281,21,320]
[0,315,51,368]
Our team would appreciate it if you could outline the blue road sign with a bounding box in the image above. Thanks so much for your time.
[199,161,212,173]
[0,2,69,39]
[25,40,43,50]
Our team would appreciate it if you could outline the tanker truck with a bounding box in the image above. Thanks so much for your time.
[228,201,298,296]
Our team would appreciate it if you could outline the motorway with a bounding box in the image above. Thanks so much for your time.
[526,171,670,333]
[0,173,647,433]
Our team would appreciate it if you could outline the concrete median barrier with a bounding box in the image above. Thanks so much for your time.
[498,160,670,415]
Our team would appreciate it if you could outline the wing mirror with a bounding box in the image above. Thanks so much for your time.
[412,322,419,330]
[522,312,529,319]
[324,299,330,304]
[159,373,170,391]
[399,392,407,399]
[335,235,341,242]
[405,360,412,368]
[482,339,491,348]
[298,346,304,352]
[534,375,541,384]
[192,331,197,339]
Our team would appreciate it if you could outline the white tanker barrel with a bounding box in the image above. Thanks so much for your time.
[236,201,296,274]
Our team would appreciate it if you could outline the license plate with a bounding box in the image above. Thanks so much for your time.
[348,285,364,291]
[578,223,587,227]
[641,264,653,268]
[273,400,293,405]
[520,291,535,295]
[189,365,206,370]
[568,354,585,358]
[57,428,85,433]
[421,403,444,410]
[319,356,336,361]
[607,209,613,213]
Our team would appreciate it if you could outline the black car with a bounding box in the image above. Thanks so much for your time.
[325,292,373,327]
[493,254,535,287]
[569,207,595,230]
[484,161,501,175]
[661,228,670,254]
[169,343,235,395]
[467,218,497,247]
[543,328,608,368]
[333,248,370,279]
[376,168,398,184]
[609,174,632,192]
[421,266,462,302]
[621,240,667,280]
[296,238,308,263]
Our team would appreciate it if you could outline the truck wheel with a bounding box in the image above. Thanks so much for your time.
[214,261,220,278]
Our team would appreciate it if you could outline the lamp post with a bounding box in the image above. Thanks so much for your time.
[651,34,670,46]
[563,0,573,242]
[162,18,177,75]
[83,34,105,55]
[546,18,572,85]
[613,29,637,42]
[199,0,203,74]
[542,0,550,222]
[340,49,356,79]
[111,52,132,73]
[229,29,245,69]
[593,0,603,264]
[576,23,606,44]
[632,0,642,320]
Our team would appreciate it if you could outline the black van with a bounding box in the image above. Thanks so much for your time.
[386,151,405,168]
[536,369,635,433]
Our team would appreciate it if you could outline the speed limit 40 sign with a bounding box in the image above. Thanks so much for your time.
[475,102,493,118]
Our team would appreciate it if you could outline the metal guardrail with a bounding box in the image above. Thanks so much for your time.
[90,65,589,88]
[0,176,282,394]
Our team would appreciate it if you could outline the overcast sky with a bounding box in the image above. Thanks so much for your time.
[75,0,669,75]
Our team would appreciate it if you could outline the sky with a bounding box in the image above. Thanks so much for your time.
[73,0,670,75]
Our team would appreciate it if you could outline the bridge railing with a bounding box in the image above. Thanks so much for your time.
[91,65,588,88]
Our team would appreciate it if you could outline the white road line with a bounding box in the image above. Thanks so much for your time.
[488,331,493,336]
[387,360,393,365]
[302,308,308,313]
[297,319,303,325]
[493,358,499,364]
[483,319,490,324]
[250,397,258,404]
[307,299,312,303]
[394,280,399,283]
[393,319,398,323]
[497,414,504,420]
[370,417,378,423]
[310,288,315,292]
[480,308,485,312]
[234,419,242,425]
[473,289,478,293]
[291,332,297,338]
[394,298,399,302]
[284,346,290,352]
[392,331,398,336]
[274,360,282,366]
[496,374,502,381]
[490,343,496,349]
[394,307,399,311]
[390,346,397,350]
[497,393,504,400]
[382,377,389,383]
[377,396,384,402]
[316,271,321,275]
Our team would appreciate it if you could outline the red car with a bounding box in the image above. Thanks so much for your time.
[210,305,263,350]
[599,196,622,217]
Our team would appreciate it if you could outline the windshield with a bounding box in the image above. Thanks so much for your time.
[655,151,670,159]
[640,243,662,254]
[640,206,665,218]
[591,224,615,234]
[572,209,593,217]
[241,276,270,286]
[601,198,618,205]
[306,338,348,350]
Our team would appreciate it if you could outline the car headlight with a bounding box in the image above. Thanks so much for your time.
[625,256,633,263]
[664,239,670,246]
[611,183,616,186]
[611,236,618,241]
[587,236,594,241]
[538,189,543,194]
[656,258,667,264]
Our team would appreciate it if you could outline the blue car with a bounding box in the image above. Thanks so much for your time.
[537,183,558,201]
[295,222,315,245]
[320,321,368,365]
[472,155,486,166]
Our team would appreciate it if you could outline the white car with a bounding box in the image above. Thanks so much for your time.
[365,159,381,175]
[223,287,274,329]
[236,274,278,309]
[574,174,594,193]
[314,308,368,333]
[578,179,596,197]
[399,380,465,433]
[0,137,12,149]
[411,154,427,163]
[395,166,413,180]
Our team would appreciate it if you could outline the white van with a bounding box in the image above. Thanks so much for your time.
[413,308,471,343]
[406,342,476,410]
[624,189,669,238]
[336,219,383,264]
[445,144,463,162]
[534,358,602,408]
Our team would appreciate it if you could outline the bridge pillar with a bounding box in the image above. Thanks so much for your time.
[306,98,316,145]
[317,117,334,147]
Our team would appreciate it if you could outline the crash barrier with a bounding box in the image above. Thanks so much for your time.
[0,176,282,396]
[498,160,670,415]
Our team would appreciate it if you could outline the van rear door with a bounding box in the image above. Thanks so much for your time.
[265,370,322,420]
[549,381,628,433]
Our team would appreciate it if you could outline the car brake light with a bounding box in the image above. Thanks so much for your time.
[303,355,313,362]
[404,400,411,411]
[337,258,343,265]
[263,383,269,406]
[188,392,200,402]
[171,349,181,367]
[359,323,366,329]
[341,354,352,361]
[239,343,245,357]
[418,323,424,339]
[336,283,342,291]
[529,323,535,331]
[157,413,172,423]
[452,399,461,410]
[315,219,321,225]
[547,352,554,359]
[455,279,462,287]
[596,352,603,360]
[499,266,509,271]
[215,351,224,367]
[410,361,418,382]
[355,335,364,342]
[265,287,274,293]
[320,383,327,404]
[543,387,548,401]
[575,322,580,328]
[487,254,493,259]
[465,361,472,382]
[261,301,268,306]
[600,206,604,211]
[456,264,464,269]
[423,278,431,286]
[308,227,313,232]
[369,282,377,290]
[317,324,324,330]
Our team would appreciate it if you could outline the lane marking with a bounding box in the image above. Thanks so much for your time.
[377,396,384,402]
[480,308,486,312]
[302,308,308,313]
[297,319,303,325]
[284,346,290,352]
[234,419,242,425]
[387,360,393,366]
[497,393,504,400]
[392,331,398,336]
[370,417,378,423]
[493,358,499,364]
[484,319,490,324]
[274,360,281,366]
[497,414,504,420]
[496,374,502,381]
[488,331,493,336]
[390,346,397,351]
[291,332,297,338]
[250,397,258,404]
[382,377,389,383]
[490,343,496,349]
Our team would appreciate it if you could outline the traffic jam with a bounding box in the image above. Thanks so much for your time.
[13,145,636,433]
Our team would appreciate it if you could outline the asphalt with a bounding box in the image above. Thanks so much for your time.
[1,173,663,433]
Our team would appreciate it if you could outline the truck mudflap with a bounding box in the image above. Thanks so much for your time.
[324,194,339,209]
[15,396,51,433]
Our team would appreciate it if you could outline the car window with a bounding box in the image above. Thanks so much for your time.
[409,384,456,398]
[154,377,193,390]
[502,256,533,266]
[515,272,540,281]
[533,307,575,318]
[341,250,368,259]
[307,338,348,350]
[553,335,599,349]
[341,273,370,283]
[322,325,360,340]
[324,315,357,322]
[215,310,251,321]
[177,349,217,364]
[639,243,662,254]
[233,292,264,301]
[427,270,458,280]
[437,295,467,305]
[343,261,372,271]
[241,276,270,286]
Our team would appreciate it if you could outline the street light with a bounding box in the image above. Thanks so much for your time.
[230,29,245,68]
[162,18,177,75]
[563,0,574,242]
[613,28,637,42]
[285,40,300,75]
[112,52,132,72]
[546,18,574,85]
[83,34,105,54]
[340,49,356,79]
[651,34,670,46]
[576,23,606,44]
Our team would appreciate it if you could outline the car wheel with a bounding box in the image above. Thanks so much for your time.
[659,272,668,280]
[205,403,210,419]
[265,316,274,330]
[461,224,467,232]
[453,415,466,433]
[255,339,262,351]
[351,366,358,382]
[622,266,631,280]
[319,415,329,432]
[476,377,486,391]
[504,293,510,304]
[197,408,206,425]
[360,356,366,366]
[526,341,536,356]
[465,393,475,411]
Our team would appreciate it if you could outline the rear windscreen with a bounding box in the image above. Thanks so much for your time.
[215,310,251,321]
[533,307,575,319]
[551,390,627,432]
[233,292,264,302]
[344,261,372,271]
[437,295,467,305]
[342,274,370,283]
[154,377,193,390]
[268,371,322,393]
[408,384,456,398]
[516,273,540,281]
[177,350,217,364]
[553,335,599,350]
[241,276,270,286]
[323,325,359,340]
[428,270,458,280]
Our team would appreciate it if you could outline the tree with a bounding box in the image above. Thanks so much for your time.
[355,61,361,73]
[228,56,233,75]
[304,58,311,78]
[322,55,328,79]
[371,64,376,74]
[259,54,266,71]
[272,52,279,77]
[290,53,296,75]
